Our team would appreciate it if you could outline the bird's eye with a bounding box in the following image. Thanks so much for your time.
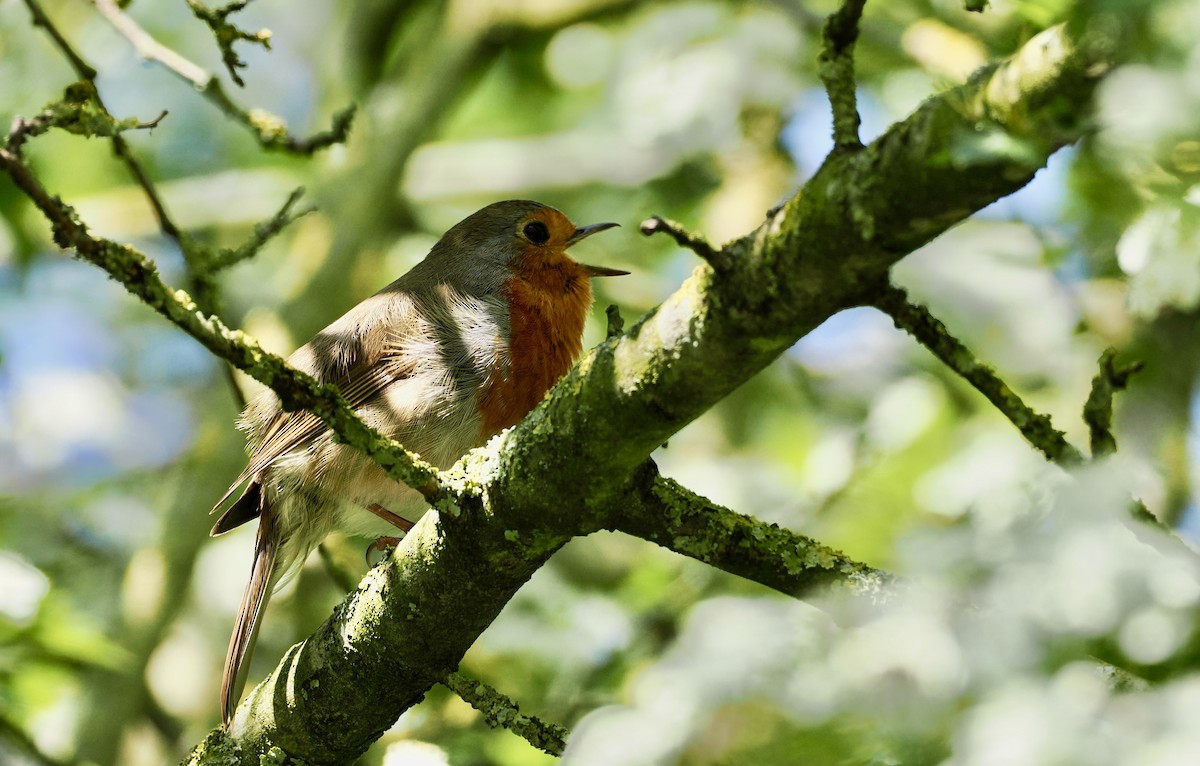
[523,221,550,244]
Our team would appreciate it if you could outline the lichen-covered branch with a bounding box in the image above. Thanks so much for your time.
[443,672,568,757]
[819,0,867,151]
[6,83,161,151]
[873,283,1086,465]
[186,0,272,88]
[614,466,895,603]
[91,0,353,154]
[0,146,445,509]
[875,288,1171,537]
[1083,348,1142,458]
[640,215,728,271]
[203,187,314,272]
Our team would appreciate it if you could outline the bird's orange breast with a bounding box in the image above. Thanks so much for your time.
[476,254,593,437]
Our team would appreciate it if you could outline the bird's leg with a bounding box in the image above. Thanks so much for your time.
[365,536,404,564]
[364,502,414,532]
[363,503,414,564]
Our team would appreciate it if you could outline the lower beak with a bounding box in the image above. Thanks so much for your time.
[582,264,630,277]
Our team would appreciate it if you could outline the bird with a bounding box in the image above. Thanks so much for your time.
[209,200,624,725]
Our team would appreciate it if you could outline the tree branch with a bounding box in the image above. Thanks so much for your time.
[1083,348,1143,458]
[819,0,868,151]
[203,187,314,272]
[181,22,1116,763]
[874,287,1178,539]
[442,672,568,757]
[614,466,894,603]
[0,145,446,510]
[91,0,353,154]
[186,21,1117,763]
[185,0,272,88]
[639,215,728,271]
[873,283,1085,465]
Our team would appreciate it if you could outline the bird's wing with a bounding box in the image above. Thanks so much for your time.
[210,297,425,529]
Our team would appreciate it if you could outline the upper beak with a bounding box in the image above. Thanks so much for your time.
[567,221,619,245]
[567,222,627,277]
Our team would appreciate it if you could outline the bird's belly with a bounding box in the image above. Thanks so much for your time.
[315,392,484,538]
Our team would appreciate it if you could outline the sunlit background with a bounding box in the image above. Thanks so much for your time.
[3,0,1200,764]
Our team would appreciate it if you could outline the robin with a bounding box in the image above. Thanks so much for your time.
[210,200,624,725]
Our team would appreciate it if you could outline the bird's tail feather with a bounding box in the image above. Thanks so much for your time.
[221,487,278,726]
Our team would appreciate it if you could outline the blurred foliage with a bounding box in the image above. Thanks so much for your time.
[2,0,1200,764]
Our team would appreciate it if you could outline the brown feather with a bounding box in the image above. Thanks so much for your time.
[221,489,278,725]
[211,480,262,535]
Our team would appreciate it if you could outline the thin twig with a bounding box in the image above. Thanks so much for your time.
[443,672,568,757]
[819,0,867,151]
[186,0,272,88]
[22,0,251,409]
[207,187,314,271]
[1083,348,1143,459]
[20,0,96,79]
[875,285,1182,538]
[21,0,188,248]
[20,1,180,239]
[639,215,730,270]
[605,304,624,339]
[0,145,448,507]
[91,0,353,154]
[874,284,1085,465]
[93,0,209,83]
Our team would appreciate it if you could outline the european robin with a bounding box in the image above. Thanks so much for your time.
[210,200,623,725]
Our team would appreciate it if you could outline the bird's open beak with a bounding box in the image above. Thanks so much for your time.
[568,222,628,277]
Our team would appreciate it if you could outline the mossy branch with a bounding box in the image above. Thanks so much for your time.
[873,284,1085,465]
[616,467,895,603]
[186,0,272,88]
[639,215,728,271]
[819,0,868,151]
[1083,348,1143,458]
[443,672,569,757]
[92,0,353,154]
[0,146,446,510]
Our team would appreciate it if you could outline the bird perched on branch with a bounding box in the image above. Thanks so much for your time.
[210,200,623,725]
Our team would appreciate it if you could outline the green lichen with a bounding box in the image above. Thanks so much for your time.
[247,109,289,143]
[182,730,240,766]
[258,746,297,766]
